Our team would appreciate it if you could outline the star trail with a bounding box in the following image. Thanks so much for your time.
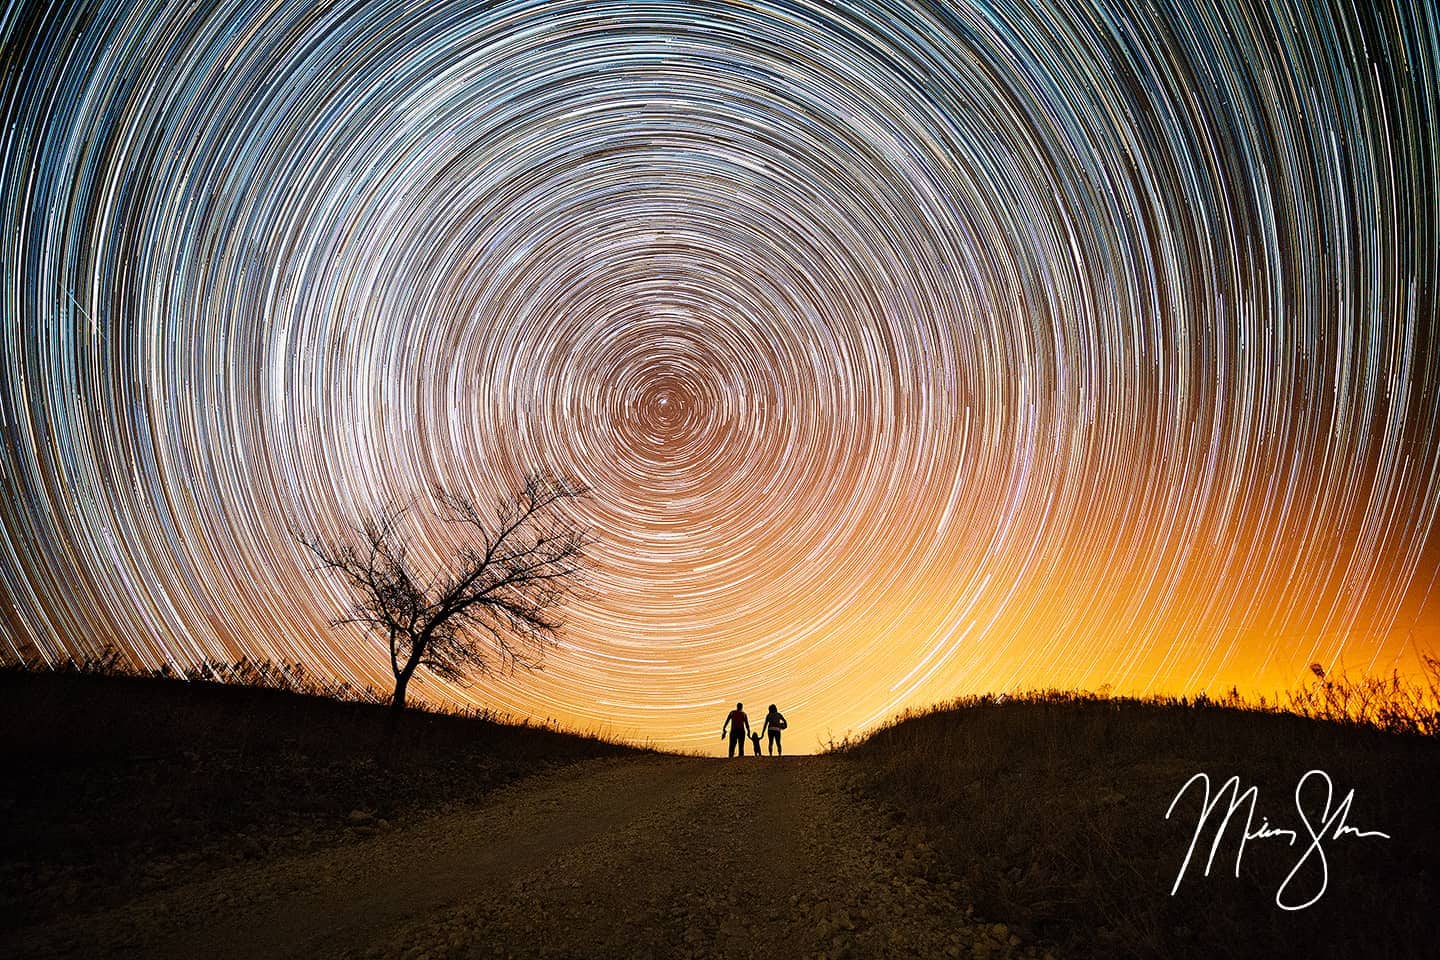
[2,0,1437,749]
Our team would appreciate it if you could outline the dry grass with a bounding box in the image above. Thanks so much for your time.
[1284,658,1440,735]
[5,644,562,728]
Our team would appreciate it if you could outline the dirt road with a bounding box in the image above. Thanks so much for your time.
[3,756,1043,960]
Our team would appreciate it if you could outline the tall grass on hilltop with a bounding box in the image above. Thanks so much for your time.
[7,643,389,702]
[1285,658,1440,736]
[837,663,1440,960]
[829,654,1440,749]
[0,643,588,731]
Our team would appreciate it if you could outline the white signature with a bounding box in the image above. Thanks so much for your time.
[1164,769,1390,910]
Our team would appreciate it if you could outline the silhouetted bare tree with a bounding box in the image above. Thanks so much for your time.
[296,473,590,714]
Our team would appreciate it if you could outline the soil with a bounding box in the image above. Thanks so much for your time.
[2,756,1047,960]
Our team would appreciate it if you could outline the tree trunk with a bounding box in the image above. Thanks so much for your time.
[386,632,427,736]
[386,660,419,736]
[392,669,413,713]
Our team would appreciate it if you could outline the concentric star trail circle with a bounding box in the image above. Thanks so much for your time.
[2,0,1437,748]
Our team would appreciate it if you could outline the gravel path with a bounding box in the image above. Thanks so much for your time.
[3,756,1051,960]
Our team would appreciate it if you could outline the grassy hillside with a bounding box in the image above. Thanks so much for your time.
[0,668,648,929]
[840,692,1439,959]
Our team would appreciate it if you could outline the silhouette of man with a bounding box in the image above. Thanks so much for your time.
[721,701,749,758]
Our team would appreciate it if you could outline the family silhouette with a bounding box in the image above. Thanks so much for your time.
[720,702,787,757]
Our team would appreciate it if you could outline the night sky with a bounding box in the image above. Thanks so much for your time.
[3,0,1437,749]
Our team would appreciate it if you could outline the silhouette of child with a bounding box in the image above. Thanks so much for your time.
[749,731,762,756]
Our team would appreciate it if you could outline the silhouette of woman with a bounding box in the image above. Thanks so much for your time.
[760,704,786,755]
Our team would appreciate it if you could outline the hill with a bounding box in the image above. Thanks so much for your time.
[0,669,647,932]
[839,692,1440,959]
[3,670,1039,960]
[5,669,1437,959]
